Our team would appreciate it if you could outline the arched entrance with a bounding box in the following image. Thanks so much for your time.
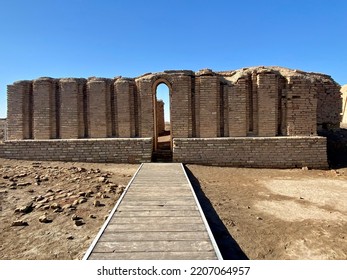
[152,79,172,162]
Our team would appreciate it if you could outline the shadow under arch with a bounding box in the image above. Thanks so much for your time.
[184,165,249,260]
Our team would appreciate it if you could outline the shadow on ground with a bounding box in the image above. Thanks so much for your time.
[184,166,248,260]
[319,128,347,169]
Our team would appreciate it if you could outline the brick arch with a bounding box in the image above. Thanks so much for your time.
[151,77,172,152]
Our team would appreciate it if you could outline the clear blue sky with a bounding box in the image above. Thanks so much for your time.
[0,0,346,118]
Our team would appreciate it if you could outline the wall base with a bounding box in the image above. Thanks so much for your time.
[173,137,329,169]
[0,138,152,163]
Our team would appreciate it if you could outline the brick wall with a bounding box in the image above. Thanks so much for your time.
[0,119,6,141]
[0,138,152,163]
[156,100,165,135]
[173,137,328,169]
[6,67,341,142]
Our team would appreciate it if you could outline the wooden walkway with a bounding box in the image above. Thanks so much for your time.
[83,163,222,260]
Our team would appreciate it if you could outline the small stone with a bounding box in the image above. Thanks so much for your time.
[256,216,263,220]
[74,219,84,226]
[78,197,87,204]
[89,214,96,219]
[71,214,82,221]
[62,204,73,210]
[50,203,61,210]
[35,195,45,202]
[14,202,33,214]
[104,215,109,221]
[302,166,309,171]
[93,200,101,207]
[300,197,304,200]
[67,235,74,240]
[11,220,29,227]
[247,206,251,209]
[78,191,86,197]
[17,182,31,187]
[98,176,106,183]
[101,194,109,199]
[77,167,87,172]
[39,214,53,223]
[42,205,50,210]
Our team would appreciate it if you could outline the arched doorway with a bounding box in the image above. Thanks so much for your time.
[153,80,172,162]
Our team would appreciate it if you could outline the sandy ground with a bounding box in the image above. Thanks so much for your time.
[0,159,346,260]
[186,165,347,260]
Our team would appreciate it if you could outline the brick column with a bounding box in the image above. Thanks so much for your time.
[115,78,134,138]
[136,78,154,138]
[33,78,56,139]
[198,75,219,137]
[7,81,32,140]
[257,73,278,136]
[228,79,247,136]
[171,75,191,138]
[87,78,111,138]
[59,78,86,139]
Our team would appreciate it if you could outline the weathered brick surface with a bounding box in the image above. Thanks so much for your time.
[0,138,152,163]
[0,119,6,141]
[4,66,341,167]
[156,100,165,135]
[173,137,328,169]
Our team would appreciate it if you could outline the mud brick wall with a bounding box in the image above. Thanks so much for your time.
[0,119,6,141]
[32,78,57,139]
[5,66,341,167]
[173,137,328,169]
[59,78,86,139]
[156,100,165,135]
[0,138,152,163]
[7,80,32,140]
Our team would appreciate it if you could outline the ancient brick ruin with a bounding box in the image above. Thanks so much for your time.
[0,66,342,168]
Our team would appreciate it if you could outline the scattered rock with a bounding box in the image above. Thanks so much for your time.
[302,166,309,171]
[11,220,29,227]
[89,214,96,219]
[98,176,106,183]
[78,198,87,204]
[39,214,53,223]
[257,216,263,221]
[74,219,84,226]
[71,214,82,221]
[300,197,304,200]
[93,200,101,207]
[50,203,61,210]
[17,182,31,187]
[14,202,33,214]
[78,191,86,197]
[42,205,50,210]
[104,215,109,221]
[67,235,74,240]
[62,204,73,210]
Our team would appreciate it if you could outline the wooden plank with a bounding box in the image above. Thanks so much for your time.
[105,223,207,232]
[88,251,217,260]
[108,216,202,224]
[117,205,198,211]
[93,240,214,253]
[115,210,200,217]
[122,200,196,206]
[84,163,221,260]
[99,231,210,242]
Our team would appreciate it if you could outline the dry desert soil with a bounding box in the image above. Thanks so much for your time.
[0,158,346,260]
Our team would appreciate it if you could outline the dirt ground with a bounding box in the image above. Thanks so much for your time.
[0,159,346,260]
[186,165,347,260]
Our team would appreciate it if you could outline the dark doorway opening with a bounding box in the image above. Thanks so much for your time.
[153,83,172,162]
